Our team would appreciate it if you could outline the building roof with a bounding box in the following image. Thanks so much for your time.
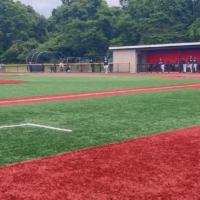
[109,42,200,50]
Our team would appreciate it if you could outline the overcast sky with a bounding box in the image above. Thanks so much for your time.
[17,0,120,18]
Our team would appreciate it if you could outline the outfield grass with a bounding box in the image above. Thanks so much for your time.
[1,85,200,166]
[0,74,199,99]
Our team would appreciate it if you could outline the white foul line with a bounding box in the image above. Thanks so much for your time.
[0,84,199,105]
[26,123,72,132]
[0,123,72,132]
[0,124,28,129]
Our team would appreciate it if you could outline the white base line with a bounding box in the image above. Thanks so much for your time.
[0,124,27,129]
[0,123,72,132]
[26,123,72,132]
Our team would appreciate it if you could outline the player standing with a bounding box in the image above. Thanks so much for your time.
[159,58,165,73]
[188,56,193,73]
[104,57,109,74]
[59,61,64,72]
[193,57,198,73]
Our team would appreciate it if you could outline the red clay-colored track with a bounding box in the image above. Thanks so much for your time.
[0,79,27,84]
[159,75,200,79]
[0,125,200,199]
[1,83,200,106]
[0,74,24,77]
[191,85,200,89]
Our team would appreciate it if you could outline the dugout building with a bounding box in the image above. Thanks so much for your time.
[109,42,200,73]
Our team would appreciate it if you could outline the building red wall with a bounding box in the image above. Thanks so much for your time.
[147,49,200,63]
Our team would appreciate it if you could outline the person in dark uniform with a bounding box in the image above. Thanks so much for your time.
[175,61,179,72]
[147,63,153,73]
[154,62,160,73]
[54,62,57,72]
[104,57,109,74]
[66,65,71,73]
[193,57,198,73]
[198,62,200,73]
[28,62,32,72]
[41,63,44,72]
[50,64,54,73]
[1,63,5,72]
[90,59,95,73]
[171,62,175,72]
[51,63,57,72]
[159,58,164,73]
[165,61,171,73]
[188,56,193,72]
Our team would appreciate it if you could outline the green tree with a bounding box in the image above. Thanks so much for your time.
[125,0,192,44]
[0,0,48,62]
[42,0,111,57]
[1,0,200,63]
[188,18,200,41]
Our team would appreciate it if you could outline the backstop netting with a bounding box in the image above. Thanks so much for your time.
[26,51,65,64]
[25,51,66,72]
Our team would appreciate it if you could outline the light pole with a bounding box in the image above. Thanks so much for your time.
[192,0,197,18]
[120,0,128,10]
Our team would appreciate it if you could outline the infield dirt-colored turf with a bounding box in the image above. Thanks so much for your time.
[0,79,27,84]
[0,125,200,200]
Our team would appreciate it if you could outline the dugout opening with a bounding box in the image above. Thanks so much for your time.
[109,42,200,73]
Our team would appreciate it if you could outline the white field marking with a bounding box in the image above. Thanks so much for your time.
[0,84,199,105]
[0,124,27,129]
[26,123,72,132]
[0,123,72,132]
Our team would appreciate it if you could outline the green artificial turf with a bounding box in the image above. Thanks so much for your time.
[0,74,199,99]
[1,88,200,166]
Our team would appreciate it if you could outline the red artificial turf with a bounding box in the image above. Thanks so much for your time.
[0,74,24,77]
[1,83,200,106]
[159,75,185,79]
[159,75,200,79]
[191,85,200,89]
[0,126,200,199]
[0,79,27,84]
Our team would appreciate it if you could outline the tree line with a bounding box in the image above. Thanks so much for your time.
[0,0,200,63]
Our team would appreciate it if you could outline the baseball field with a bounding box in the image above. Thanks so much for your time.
[0,72,200,200]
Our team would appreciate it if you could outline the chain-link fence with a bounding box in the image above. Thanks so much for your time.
[1,62,130,73]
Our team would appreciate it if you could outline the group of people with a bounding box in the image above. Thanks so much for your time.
[179,56,198,73]
[59,61,71,73]
[147,56,199,73]
[50,62,71,73]
[90,57,109,74]
[51,57,109,74]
